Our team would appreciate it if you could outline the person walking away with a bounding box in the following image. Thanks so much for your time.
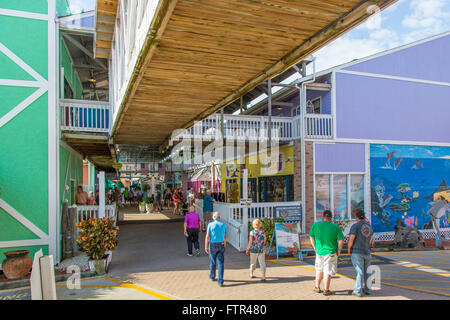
[202,190,215,232]
[184,206,202,256]
[347,209,374,297]
[154,189,162,212]
[165,188,172,210]
[188,188,195,207]
[309,210,344,296]
[246,219,267,282]
[185,188,191,204]
[205,212,227,286]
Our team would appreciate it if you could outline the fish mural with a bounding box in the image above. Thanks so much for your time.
[370,144,450,237]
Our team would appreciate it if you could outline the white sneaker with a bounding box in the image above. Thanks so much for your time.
[187,253,193,257]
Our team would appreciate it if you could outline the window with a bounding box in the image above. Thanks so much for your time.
[312,98,321,114]
[315,174,365,221]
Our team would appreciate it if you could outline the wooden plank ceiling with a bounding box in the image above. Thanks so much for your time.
[112,0,397,147]
[94,0,118,59]
[63,134,115,172]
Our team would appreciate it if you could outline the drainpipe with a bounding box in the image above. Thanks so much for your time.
[298,57,316,233]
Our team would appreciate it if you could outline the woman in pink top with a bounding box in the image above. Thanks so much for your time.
[184,206,202,256]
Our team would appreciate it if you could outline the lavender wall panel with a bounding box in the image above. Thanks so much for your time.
[344,34,450,83]
[315,143,366,172]
[335,73,450,143]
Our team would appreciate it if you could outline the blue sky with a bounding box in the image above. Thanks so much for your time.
[308,0,450,74]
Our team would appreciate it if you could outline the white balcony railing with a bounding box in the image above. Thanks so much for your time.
[174,113,334,142]
[293,114,334,140]
[173,114,295,142]
[60,99,112,134]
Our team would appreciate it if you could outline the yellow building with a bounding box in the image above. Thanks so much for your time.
[221,145,294,203]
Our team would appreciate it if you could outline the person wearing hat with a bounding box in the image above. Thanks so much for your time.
[309,210,344,296]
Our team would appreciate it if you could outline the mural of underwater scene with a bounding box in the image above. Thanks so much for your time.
[370,144,450,234]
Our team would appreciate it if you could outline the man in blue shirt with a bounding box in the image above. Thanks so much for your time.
[202,190,215,232]
[205,211,227,286]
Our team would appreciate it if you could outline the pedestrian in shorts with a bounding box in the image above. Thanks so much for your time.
[309,210,344,296]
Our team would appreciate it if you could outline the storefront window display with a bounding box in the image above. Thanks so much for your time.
[315,174,365,221]
[226,179,239,203]
[258,175,293,202]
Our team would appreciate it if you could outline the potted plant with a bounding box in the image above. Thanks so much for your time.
[145,197,154,213]
[139,201,146,213]
[76,217,119,275]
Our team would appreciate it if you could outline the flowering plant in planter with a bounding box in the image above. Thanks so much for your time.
[76,217,119,260]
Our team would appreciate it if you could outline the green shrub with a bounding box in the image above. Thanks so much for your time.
[76,217,119,260]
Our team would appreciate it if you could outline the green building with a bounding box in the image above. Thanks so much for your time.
[0,0,111,266]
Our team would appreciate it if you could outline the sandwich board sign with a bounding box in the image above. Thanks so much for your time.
[268,222,301,262]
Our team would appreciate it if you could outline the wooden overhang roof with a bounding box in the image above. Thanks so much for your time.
[111,0,397,148]
[94,0,118,59]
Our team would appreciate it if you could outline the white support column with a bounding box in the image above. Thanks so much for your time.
[242,169,249,251]
[98,171,106,218]
[48,0,59,261]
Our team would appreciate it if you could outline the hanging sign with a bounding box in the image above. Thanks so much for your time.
[112,162,123,169]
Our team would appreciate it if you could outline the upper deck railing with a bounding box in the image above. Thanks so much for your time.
[173,113,334,142]
[60,99,111,134]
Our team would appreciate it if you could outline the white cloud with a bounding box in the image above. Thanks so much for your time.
[402,0,450,42]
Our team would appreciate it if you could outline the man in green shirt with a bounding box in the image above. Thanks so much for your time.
[309,210,344,296]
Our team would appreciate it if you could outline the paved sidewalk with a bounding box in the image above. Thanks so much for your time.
[103,222,447,300]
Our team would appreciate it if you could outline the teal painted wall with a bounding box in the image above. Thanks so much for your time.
[60,37,83,99]
[0,1,51,265]
[60,145,83,207]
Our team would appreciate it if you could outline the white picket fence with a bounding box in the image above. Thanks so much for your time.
[196,200,301,252]
[75,204,117,225]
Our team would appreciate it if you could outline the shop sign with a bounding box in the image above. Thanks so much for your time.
[274,205,302,221]
[112,162,123,169]
[240,198,252,206]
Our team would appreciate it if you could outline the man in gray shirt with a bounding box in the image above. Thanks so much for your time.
[347,208,374,297]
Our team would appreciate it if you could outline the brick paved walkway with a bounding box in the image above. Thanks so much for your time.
[105,221,447,300]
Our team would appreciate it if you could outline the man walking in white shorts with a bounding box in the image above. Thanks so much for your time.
[309,210,344,296]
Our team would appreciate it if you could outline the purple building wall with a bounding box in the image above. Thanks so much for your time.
[344,33,450,83]
[315,143,365,172]
[335,73,450,143]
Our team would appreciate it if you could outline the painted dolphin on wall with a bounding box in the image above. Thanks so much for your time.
[411,159,424,169]
[384,152,396,168]
[394,157,403,170]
